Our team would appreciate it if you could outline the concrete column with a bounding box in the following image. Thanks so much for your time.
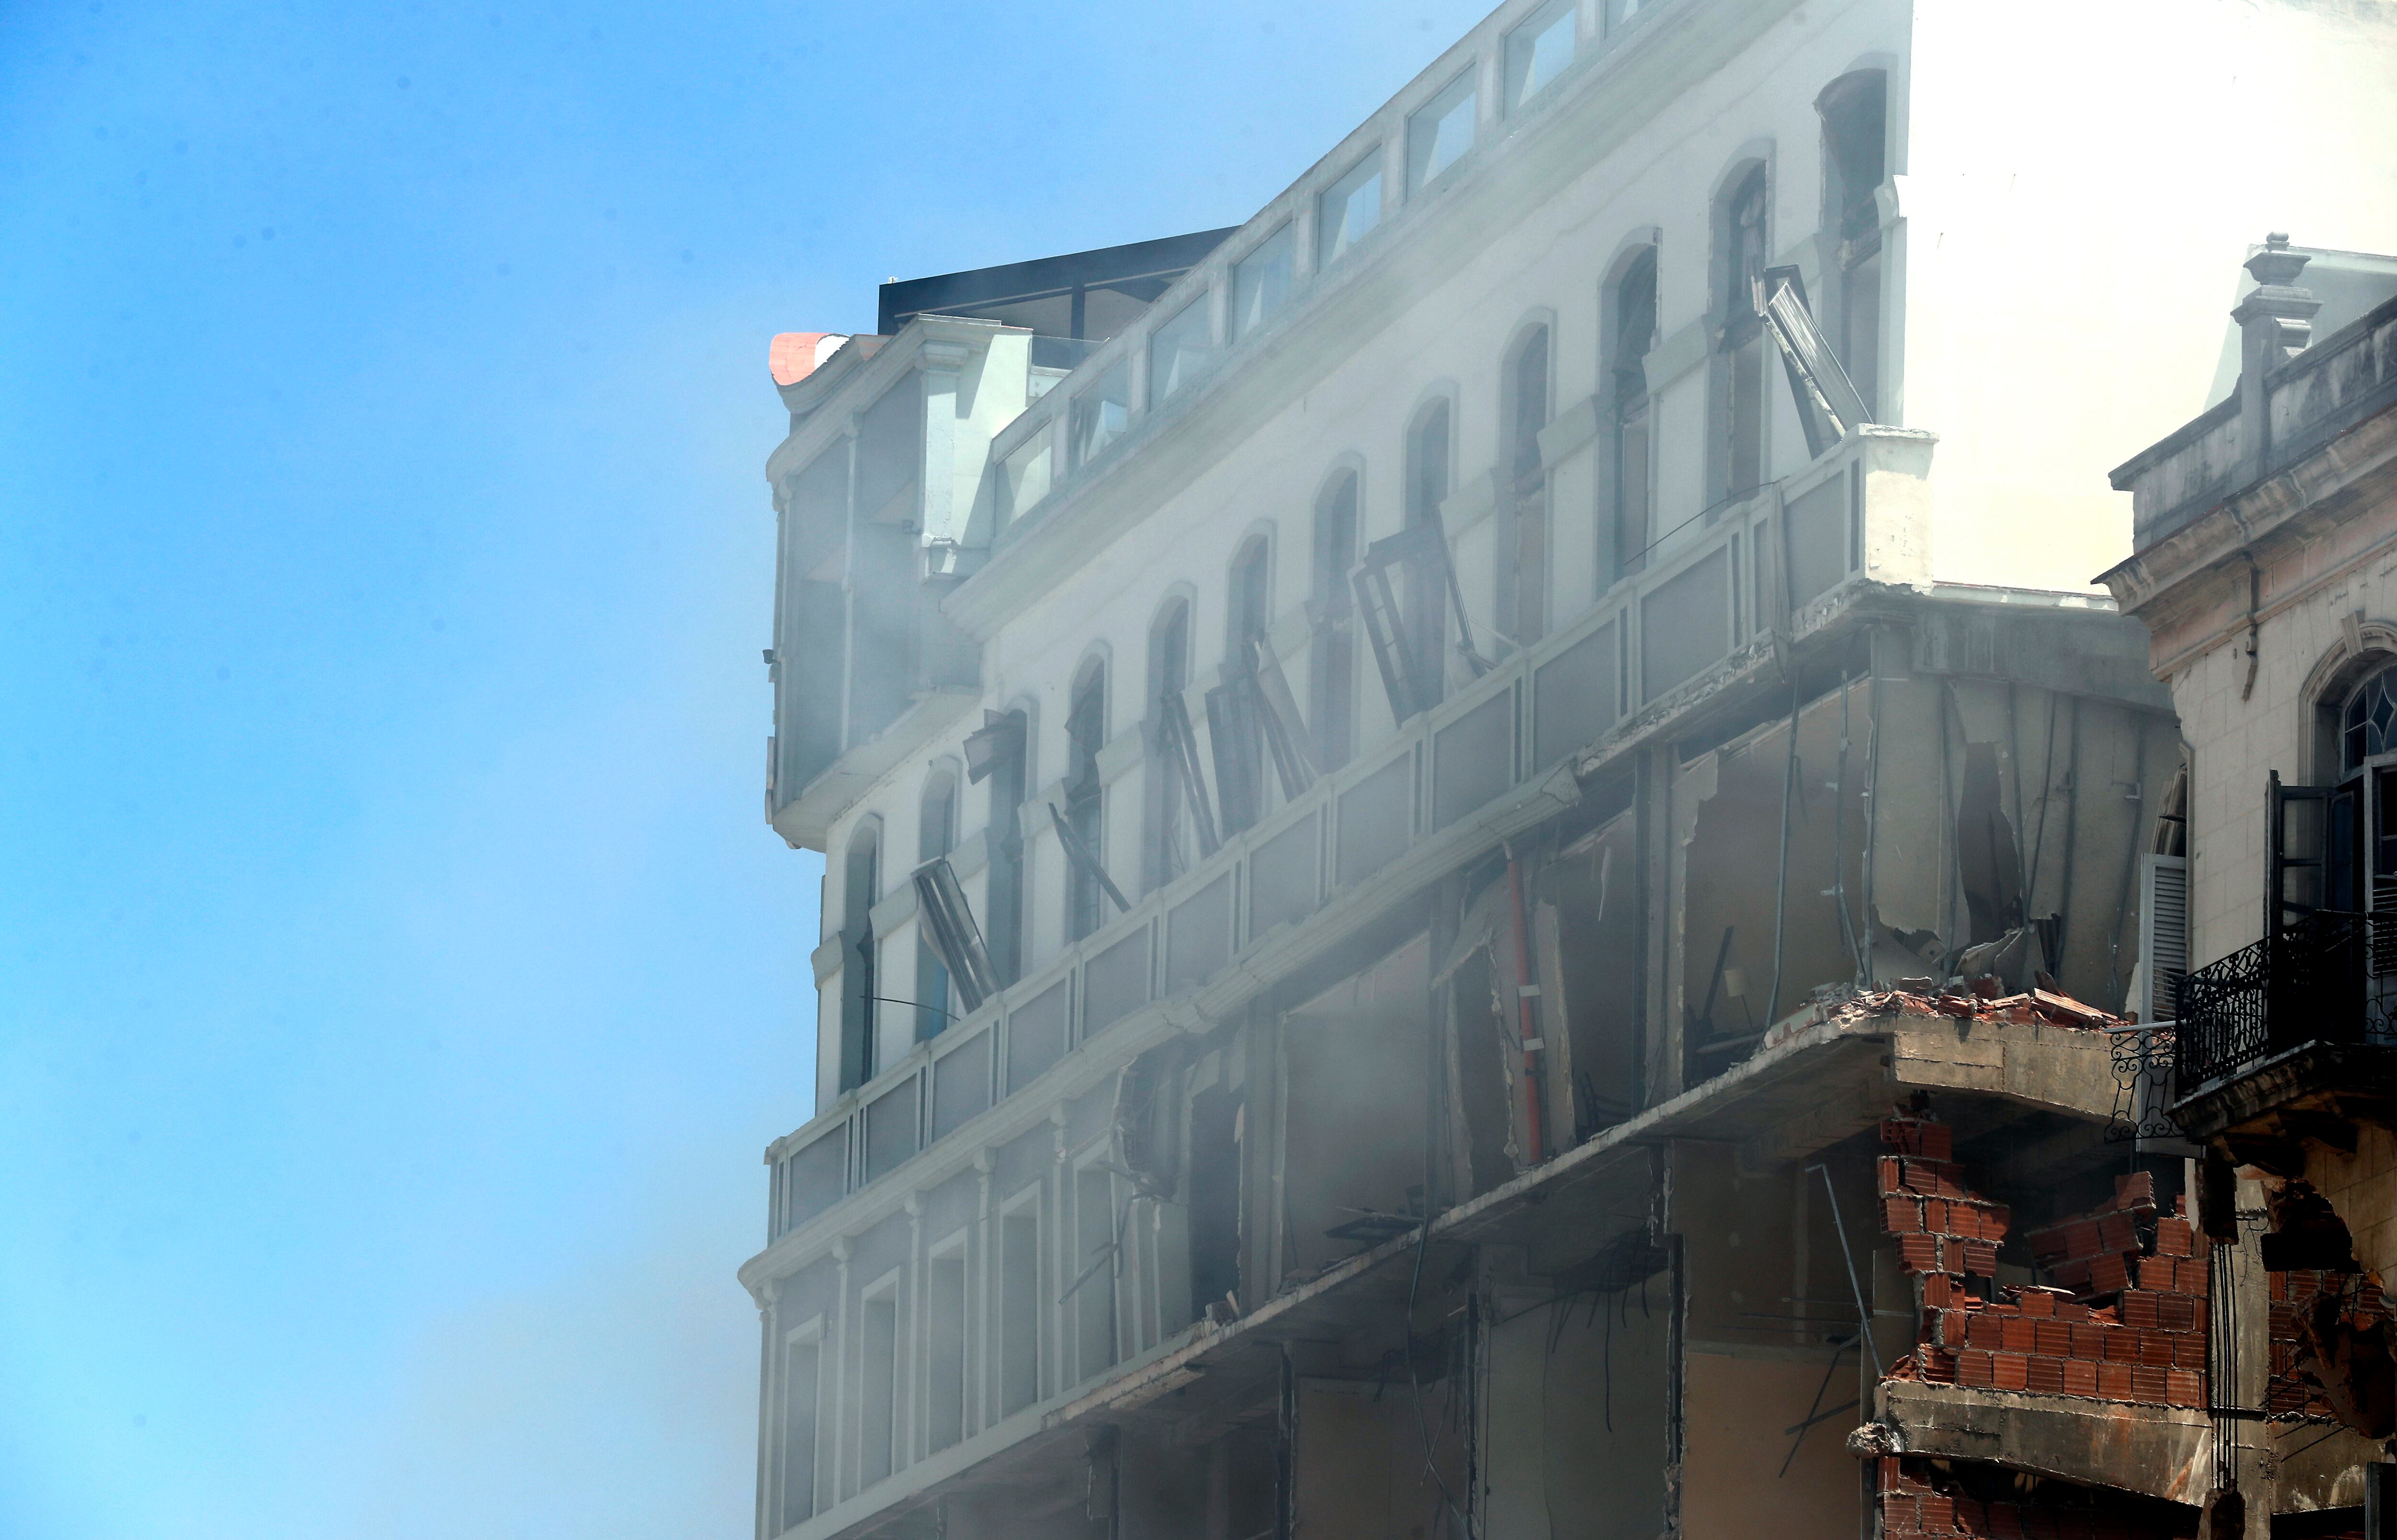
[830,1234,853,1504]
[2231,236,2322,486]
[903,1190,923,1471]
[973,1147,993,1438]
[918,342,968,553]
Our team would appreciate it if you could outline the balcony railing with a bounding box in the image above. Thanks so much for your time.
[763,426,1934,1251]
[2175,913,2397,1094]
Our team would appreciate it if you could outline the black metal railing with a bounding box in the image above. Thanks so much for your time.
[2176,912,2397,1092]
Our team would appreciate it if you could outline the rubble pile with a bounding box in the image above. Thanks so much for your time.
[1882,1117,2207,1409]
[1771,981,2133,1051]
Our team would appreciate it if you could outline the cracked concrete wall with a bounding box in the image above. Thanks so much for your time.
[1869,661,2178,1013]
[1676,680,1873,1070]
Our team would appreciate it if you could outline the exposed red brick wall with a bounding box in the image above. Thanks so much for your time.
[1881,1117,2207,1411]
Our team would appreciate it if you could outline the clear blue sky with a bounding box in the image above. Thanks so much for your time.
[0,3,1491,1536]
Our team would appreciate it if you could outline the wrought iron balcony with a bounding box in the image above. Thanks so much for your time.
[2174,913,2397,1100]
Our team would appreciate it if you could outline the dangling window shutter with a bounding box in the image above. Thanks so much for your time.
[911,859,999,1013]
[2139,854,2188,1022]
[2268,769,2333,926]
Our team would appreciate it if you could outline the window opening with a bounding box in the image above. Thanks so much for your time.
[1149,297,1212,408]
[1071,1165,1121,1382]
[1233,224,1295,340]
[1404,403,1453,707]
[839,826,880,1092]
[858,1285,898,1486]
[1210,540,1273,836]
[1068,359,1131,469]
[1060,661,1126,937]
[1147,603,1220,891]
[1503,326,1552,645]
[964,709,1027,986]
[999,1204,1041,1415]
[926,1249,967,1454]
[780,1336,821,1528]
[1610,248,1657,579]
[1505,0,1576,111]
[1818,70,1886,417]
[2344,665,2397,772]
[1407,73,1477,193]
[1310,474,1360,770]
[1000,433,1052,528]
[1718,167,1770,502]
[916,773,959,1040]
[1318,153,1383,268]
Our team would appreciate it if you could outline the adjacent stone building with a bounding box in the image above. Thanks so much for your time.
[2105,240,2397,1531]
[743,3,2397,1539]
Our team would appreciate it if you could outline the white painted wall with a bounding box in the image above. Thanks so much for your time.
[799,0,2397,1109]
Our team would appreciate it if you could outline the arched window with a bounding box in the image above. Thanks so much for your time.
[1145,599,1204,893]
[914,771,958,1042]
[965,708,1028,987]
[1065,660,1109,940]
[1311,472,1361,770]
[1228,535,1271,658]
[1404,400,1454,708]
[1501,325,1552,645]
[1606,247,1658,580]
[839,822,881,1091]
[1818,70,1886,417]
[1217,536,1273,835]
[2343,664,2397,772]
[1713,165,1770,503]
[2319,660,2397,917]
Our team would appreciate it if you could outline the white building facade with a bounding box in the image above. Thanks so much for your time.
[746,3,2397,1539]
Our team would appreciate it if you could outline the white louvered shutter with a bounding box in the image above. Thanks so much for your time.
[2141,854,2189,1022]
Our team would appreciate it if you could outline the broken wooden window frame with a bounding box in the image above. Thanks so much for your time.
[1049,800,1130,918]
[1204,673,1266,838]
[1245,631,1318,801]
[1755,264,1871,460]
[912,857,1001,1014]
[1153,687,1222,871]
[962,708,1026,787]
[1351,518,1489,724]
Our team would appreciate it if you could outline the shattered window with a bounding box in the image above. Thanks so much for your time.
[1068,359,1131,468]
[2343,665,2397,770]
[1317,153,1383,268]
[1001,432,1052,524]
[1505,0,1576,112]
[1406,72,1477,193]
[1232,224,1294,340]
[1149,296,1213,406]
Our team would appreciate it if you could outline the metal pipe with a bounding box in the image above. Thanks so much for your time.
[1806,1162,1883,1377]
[1767,683,1802,1024]
[1508,851,1549,1164]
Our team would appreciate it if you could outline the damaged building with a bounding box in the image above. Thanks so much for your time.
[741,3,2397,1539]
[2103,237,2397,1537]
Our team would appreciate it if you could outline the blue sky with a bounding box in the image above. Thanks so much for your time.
[0,3,1491,1536]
